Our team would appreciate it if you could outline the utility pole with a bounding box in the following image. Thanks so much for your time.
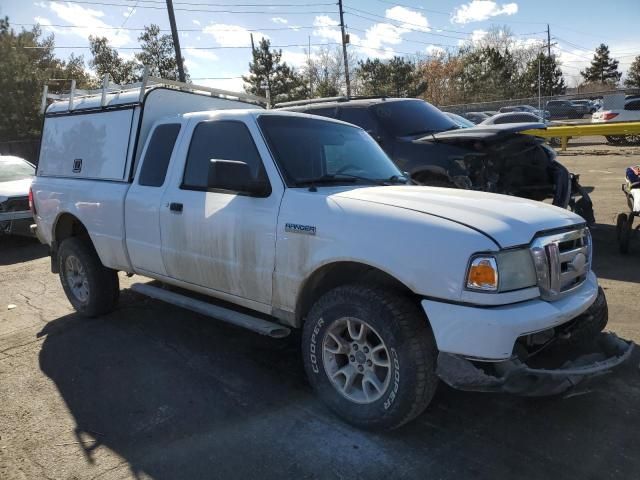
[166,0,186,82]
[250,33,255,53]
[546,24,552,97]
[308,35,312,97]
[338,0,351,97]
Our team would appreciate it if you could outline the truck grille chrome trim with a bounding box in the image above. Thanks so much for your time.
[530,228,591,301]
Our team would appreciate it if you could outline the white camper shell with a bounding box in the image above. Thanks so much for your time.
[39,77,265,182]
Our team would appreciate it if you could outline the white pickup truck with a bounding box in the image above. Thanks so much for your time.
[32,79,632,430]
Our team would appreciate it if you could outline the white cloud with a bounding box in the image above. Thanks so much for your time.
[312,15,342,43]
[122,6,135,17]
[313,12,425,59]
[282,50,310,67]
[203,23,268,47]
[184,48,219,61]
[426,45,446,56]
[271,17,288,25]
[386,6,429,31]
[192,19,201,26]
[184,58,199,70]
[34,16,62,34]
[471,29,488,42]
[198,77,245,93]
[451,1,518,24]
[34,1,47,8]
[46,2,131,47]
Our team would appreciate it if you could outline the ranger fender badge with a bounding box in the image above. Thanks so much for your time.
[285,223,316,235]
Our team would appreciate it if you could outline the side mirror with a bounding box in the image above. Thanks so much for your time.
[208,159,270,196]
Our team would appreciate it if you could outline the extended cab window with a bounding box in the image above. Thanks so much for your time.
[138,123,181,187]
[182,120,267,191]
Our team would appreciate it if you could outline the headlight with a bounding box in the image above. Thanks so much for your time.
[466,249,537,293]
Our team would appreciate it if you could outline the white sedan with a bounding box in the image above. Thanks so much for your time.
[591,98,640,145]
[0,155,35,236]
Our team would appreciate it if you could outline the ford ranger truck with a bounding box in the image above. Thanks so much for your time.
[31,81,632,431]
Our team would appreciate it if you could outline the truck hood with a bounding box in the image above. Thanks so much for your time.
[333,186,583,248]
[420,122,546,142]
[0,178,32,198]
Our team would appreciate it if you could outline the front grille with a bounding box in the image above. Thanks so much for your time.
[0,196,29,213]
[530,227,591,300]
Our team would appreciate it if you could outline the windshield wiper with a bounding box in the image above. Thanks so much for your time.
[295,174,386,191]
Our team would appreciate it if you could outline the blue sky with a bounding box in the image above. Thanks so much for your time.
[2,0,639,91]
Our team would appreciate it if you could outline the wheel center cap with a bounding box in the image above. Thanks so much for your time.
[355,351,366,364]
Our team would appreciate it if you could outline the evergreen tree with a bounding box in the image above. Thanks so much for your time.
[135,24,187,81]
[355,57,424,97]
[581,44,621,85]
[0,17,94,141]
[243,38,308,103]
[521,52,566,96]
[89,36,141,84]
[624,55,640,88]
[458,46,520,102]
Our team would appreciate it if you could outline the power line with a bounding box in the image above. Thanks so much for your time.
[345,26,460,48]
[345,7,545,39]
[48,0,335,5]
[46,0,333,13]
[17,22,318,32]
[19,41,343,50]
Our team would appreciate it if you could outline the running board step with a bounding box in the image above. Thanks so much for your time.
[130,283,290,338]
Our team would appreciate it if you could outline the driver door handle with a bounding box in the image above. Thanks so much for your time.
[169,202,183,213]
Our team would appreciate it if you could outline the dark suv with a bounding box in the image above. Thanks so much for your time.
[546,100,583,119]
[278,97,593,221]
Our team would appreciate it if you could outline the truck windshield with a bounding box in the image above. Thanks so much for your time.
[258,115,405,187]
[372,100,458,136]
[0,157,35,182]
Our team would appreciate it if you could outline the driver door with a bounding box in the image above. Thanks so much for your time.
[159,118,282,306]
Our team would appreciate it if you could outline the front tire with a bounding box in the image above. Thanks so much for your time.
[58,237,120,317]
[302,285,438,430]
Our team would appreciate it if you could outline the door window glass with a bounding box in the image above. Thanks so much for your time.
[183,121,266,191]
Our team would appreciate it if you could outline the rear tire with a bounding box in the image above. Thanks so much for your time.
[302,285,438,430]
[58,237,120,317]
[616,213,631,254]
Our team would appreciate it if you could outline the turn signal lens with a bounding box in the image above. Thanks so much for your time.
[467,257,498,291]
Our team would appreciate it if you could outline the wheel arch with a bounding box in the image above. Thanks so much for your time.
[50,212,94,273]
[294,260,421,328]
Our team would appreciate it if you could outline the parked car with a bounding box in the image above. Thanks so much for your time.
[280,97,594,222]
[482,111,498,117]
[546,100,583,119]
[480,112,545,125]
[0,155,35,236]
[443,112,475,128]
[32,80,632,430]
[462,111,489,124]
[592,98,640,145]
[498,105,549,120]
[571,100,597,114]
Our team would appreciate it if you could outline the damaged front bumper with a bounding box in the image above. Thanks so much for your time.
[436,291,634,396]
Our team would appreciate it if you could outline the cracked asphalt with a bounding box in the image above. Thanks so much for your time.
[1,141,639,480]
